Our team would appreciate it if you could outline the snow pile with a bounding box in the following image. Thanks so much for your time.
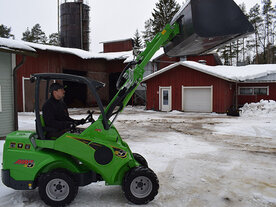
[206,100,276,138]
[240,99,276,117]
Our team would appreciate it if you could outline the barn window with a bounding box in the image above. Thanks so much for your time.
[239,86,269,95]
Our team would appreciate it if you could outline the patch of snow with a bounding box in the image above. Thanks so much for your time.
[205,100,276,138]
[143,61,276,82]
[1,101,276,206]
[183,61,276,81]
[240,99,276,117]
[0,37,36,52]
[22,41,133,61]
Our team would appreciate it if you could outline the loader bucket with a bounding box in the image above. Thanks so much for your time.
[164,0,254,57]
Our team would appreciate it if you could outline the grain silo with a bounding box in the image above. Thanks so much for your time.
[60,0,90,51]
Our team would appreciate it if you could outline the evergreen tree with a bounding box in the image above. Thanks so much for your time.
[0,24,14,39]
[143,0,180,42]
[22,27,33,42]
[22,24,47,44]
[142,19,154,45]
[261,0,275,63]
[133,29,143,56]
[248,3,263,64]
[31,24,47,43]
[217,43,235,65]
[133,29,143,48]
[48,33,59,46]
[239,3,248,64]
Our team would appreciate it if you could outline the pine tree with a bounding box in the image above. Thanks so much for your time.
[261,0,275,63]
[239,3,248,64]
[142,19,154,45]
[48,33,59,46]
[133,29,143,56]
[31,24,47,43]
[22,24,47,44]
[0,24,14,39]
[22,27,33,42]
[248,3,263,64]
[217,43,235,65]
[143,0,180,42]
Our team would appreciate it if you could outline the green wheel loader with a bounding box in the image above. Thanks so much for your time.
[2,0,253,206]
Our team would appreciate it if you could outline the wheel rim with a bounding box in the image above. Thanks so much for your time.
[46,178,70,201]
[130,176,153,198]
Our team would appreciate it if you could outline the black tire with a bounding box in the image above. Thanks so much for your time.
[133,153,148,167]
[38,171,78,207]
[122,166,159,205]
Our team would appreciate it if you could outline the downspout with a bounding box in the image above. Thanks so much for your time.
[235,82,238,110]
[13,55,26,130]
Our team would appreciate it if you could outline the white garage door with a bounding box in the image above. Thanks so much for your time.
[182,86,212,112]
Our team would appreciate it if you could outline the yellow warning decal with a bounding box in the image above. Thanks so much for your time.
[161,29,166,35]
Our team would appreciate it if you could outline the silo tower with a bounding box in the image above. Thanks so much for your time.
[60,0,90,51]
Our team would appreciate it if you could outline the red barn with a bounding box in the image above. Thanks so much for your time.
[143,61,276,113]
[16,40,133,112]
[150,52,221,72]
[102,38,133,53]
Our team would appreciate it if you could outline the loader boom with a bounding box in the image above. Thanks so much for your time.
[100,0,254,129]
[100,23,180,128]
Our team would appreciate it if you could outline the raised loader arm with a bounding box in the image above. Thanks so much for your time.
[100,23,180,129]
[100,0,254,129]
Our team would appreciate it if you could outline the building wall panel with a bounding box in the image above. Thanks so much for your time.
[237,83,276,106]
[16,50,127,111]
[0,52,14,137]
[103,39,133,53]
[146,65,234,113]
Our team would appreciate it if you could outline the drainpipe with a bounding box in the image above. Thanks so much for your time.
[235,82,238,110]
[13,55,26,130]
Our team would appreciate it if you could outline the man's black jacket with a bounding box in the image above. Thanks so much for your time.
[42,96,74,132]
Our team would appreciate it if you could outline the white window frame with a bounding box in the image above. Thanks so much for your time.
[0,85,2,112]
[182,86,213,112]
[159,86,172,111]
[238,86,269,95]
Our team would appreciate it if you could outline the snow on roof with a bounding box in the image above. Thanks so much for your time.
[143,61,276,82]
[170,0,191,25]
[0,37,134,61]
[23,41,134,61]
[150,47,165,61]
[0,37,36,53]
[100,38,133,44]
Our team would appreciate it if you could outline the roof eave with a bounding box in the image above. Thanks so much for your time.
[0,47,37,57]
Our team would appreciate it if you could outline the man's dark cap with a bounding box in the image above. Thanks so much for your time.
[49,83,64,94]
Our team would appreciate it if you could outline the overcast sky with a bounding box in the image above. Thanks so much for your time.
[0,0,275,52]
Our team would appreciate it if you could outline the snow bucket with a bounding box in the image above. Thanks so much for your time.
[164,0,254,56]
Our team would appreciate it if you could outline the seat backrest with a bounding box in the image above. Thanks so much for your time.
[39,115,58,140]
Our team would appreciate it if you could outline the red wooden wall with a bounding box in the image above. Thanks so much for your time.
[16,50,127,111]
[145,64,276,113]
[103,39,133,53]
[187,54,219,66]
[154,53,220,71]
[145,65,234,113]
[237,83,276,106]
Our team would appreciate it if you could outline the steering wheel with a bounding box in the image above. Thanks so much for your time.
[116,61,137,90]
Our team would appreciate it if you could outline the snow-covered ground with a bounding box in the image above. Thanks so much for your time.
[0,100,276,207]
